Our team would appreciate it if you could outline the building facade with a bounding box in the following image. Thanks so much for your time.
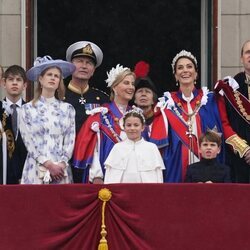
[0,0,250,100]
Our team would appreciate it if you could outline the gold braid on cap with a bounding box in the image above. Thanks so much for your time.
[82,44,93,56]
[171,50,198,73]
[226,134,250,158]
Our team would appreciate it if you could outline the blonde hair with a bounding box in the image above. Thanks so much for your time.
[110,69,135,101]
[32,66,65,106]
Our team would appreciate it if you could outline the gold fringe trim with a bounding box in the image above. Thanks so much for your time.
[226,134,250,158]
[98,188,112,250]
[67,81,89,95]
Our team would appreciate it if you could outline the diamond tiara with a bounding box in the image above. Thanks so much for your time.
[124,106,146,123]
[105,64,129,87]
[171,50,198,73]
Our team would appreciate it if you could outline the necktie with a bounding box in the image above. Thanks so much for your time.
[11,104,18,137]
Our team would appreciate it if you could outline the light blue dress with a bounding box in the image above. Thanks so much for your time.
[19,96,75,184]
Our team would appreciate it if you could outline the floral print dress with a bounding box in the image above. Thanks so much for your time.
[19,96,75,184]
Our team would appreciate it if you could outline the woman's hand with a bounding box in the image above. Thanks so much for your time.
[43,160,65,181]
[93,177,104,184]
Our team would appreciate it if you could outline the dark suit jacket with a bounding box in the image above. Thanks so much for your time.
[0,100,27,184]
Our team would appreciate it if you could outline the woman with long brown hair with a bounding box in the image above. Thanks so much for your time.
[20,56,76,184]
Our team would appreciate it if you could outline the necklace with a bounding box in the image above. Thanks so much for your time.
[174,101,201,138]
[68,81,89,105]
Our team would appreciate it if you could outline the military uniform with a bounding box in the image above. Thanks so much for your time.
[214,73,250,183]
[65,40,110,182]
[64,84,109,133]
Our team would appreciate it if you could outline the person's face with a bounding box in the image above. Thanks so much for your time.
[124,116,144,142]
[134,87,154,108]
[199,140,221,159]
[39,67,61,93]
[3,73,26,97]
[241,41,250,74]
[113,74,135,103]
[71,57,95,81]
[174,58,197,86]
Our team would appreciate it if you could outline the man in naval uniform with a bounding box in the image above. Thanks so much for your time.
[64,41,109,183]
[64,41,109,133]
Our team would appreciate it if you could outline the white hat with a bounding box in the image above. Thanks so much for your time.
[66,41,103,67]
[27,56,76,81]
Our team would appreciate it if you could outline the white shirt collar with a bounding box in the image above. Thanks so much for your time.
[182,92,194,103]
[5,97,22,108]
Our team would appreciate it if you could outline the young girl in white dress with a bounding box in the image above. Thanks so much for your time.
[104,107,165,183]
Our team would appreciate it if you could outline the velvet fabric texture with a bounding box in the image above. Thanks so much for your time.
[0,184,250,249]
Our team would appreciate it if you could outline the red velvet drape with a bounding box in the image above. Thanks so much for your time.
[1,184,250,250]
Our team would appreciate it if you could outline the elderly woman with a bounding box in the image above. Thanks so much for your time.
[151,50,225,182]
[133,61,158,140]
[19,56,76,184]
[73,64,135,183]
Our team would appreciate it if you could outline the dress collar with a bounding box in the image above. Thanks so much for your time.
[40,96,56,104]
[126,137,144,145]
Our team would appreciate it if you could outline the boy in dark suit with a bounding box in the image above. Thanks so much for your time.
[185,128,231,183]
[0,65,27,184]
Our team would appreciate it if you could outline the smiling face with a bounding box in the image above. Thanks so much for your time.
[199,140,221,159]
[174,57,198,86]
[112,74,135,104]
[124,115,144,142]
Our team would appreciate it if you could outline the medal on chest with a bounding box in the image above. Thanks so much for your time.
[79,96,86,105]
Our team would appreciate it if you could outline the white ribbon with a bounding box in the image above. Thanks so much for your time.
[43,170,52,184]
[215,76,240,96]
[86,107,108,116]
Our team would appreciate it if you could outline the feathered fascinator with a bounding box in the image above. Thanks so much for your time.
[105,64,129,87]
[134,61,150,78]
[133,60,157,95]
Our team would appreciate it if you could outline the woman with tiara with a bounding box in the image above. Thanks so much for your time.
[73,64,135,183]
[151,50,225,182]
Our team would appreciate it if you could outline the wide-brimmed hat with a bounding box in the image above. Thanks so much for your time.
[26,56,76,81]
[66,41,103,67]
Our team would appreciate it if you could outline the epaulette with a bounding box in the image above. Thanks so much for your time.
[91,87,109,97]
